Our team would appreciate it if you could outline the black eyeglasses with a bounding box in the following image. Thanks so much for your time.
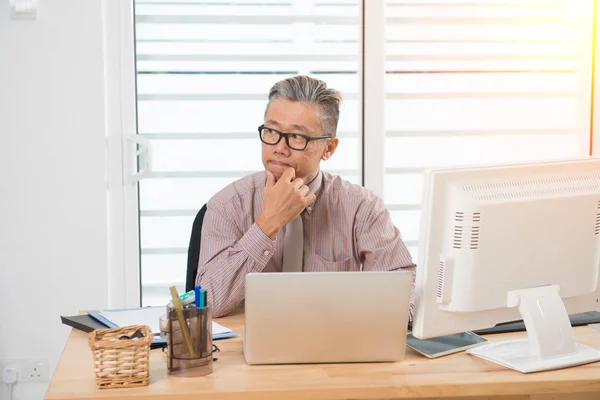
[258,124,330,151]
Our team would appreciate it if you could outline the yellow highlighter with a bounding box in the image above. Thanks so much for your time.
[169,286,197,358]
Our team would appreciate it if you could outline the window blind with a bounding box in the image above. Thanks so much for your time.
[383,0,594,263]
[134,0,362,306]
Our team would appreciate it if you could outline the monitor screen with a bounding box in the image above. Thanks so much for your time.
[411,157,600,373]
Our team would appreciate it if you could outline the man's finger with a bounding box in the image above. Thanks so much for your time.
[299,185,310,196]
[265,170,276,187]
[281,167,296,183]
[305,193,316,204]
[292,177,304,190]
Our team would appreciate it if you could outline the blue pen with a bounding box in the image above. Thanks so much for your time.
[194,285,201,308]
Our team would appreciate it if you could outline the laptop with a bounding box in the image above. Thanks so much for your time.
[243,271,412,365]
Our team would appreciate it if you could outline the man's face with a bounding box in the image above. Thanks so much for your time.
[261,98,338,183]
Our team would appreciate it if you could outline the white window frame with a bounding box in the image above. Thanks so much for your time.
[362,0,385,196]
[105,0,142,308]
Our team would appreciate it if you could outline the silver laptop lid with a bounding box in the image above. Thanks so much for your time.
[244,271,412,364]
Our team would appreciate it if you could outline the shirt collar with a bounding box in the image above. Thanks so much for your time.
[304,170,323,216]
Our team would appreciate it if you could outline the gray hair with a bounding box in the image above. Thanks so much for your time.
[265,75,342,138]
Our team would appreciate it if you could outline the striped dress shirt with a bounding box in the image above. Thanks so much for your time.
[196,170,416,319]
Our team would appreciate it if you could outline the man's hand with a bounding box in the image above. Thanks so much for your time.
[256,167,316,239]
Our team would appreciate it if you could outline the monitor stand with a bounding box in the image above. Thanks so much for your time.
[466,285,600,373]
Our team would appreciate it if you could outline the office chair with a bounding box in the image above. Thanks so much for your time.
[185,203,208,293]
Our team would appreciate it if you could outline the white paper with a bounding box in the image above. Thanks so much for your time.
[212,321,231,335]
[101,307,164,333]
[100,306,233,335]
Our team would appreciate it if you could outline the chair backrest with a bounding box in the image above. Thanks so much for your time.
[185,204,208,293]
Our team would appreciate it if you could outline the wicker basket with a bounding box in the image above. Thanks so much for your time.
[88,325,153,389]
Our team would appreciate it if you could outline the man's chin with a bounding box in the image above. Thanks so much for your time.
[266,163,294,179]
[272,171,283,181]
[262,167,281,180]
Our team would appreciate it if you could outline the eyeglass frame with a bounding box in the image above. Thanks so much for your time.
[258,124,331,151]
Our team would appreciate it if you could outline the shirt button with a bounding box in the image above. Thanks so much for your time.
[263,250,270,256]
[307,206,313,212]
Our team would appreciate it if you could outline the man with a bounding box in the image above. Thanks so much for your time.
[196,75,416,318]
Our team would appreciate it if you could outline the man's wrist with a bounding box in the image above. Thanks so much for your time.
[256,213,282,240]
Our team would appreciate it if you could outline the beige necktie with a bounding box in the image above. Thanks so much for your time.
[282,216,303,272]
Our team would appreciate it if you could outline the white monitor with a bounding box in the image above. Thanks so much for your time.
[411,157,600,373]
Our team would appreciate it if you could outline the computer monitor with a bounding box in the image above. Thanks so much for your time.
[411,157,600,373]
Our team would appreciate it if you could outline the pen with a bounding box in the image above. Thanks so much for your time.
[194,285,201,308]
[199,289,207,308]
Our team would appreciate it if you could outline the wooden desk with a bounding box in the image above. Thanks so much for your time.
[46,308,600,400]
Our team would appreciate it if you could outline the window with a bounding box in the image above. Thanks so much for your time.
[133,0,362,306]
[383,0,594,263]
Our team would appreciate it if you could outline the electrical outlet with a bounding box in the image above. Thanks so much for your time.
[21,359,49,383]
[1,358,49,383]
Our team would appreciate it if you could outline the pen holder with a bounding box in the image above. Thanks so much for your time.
[88,325,153,389]
[165,303,213,377]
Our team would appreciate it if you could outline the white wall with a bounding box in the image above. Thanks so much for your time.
[0,1,110,399]
[595,0,600,157]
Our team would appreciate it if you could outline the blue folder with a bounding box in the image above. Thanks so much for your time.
[88,306,236,349]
